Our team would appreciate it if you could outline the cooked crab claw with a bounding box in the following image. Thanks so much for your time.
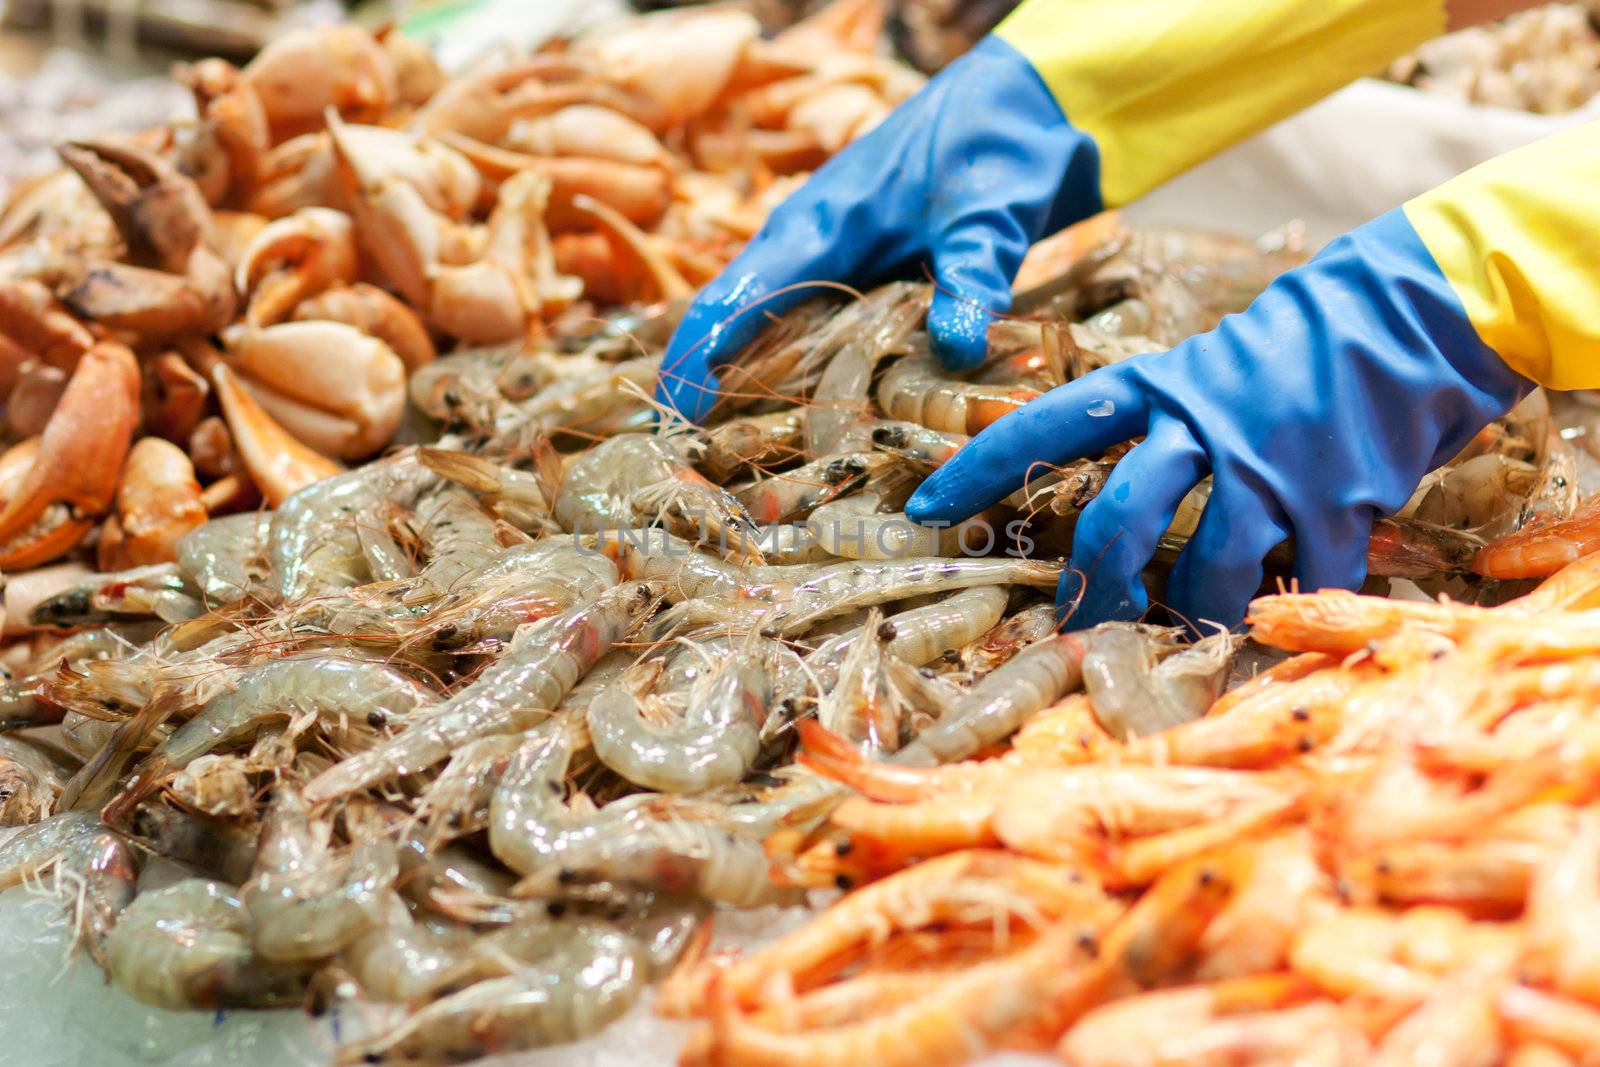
[0,341,141,569]
[55,139,236,335]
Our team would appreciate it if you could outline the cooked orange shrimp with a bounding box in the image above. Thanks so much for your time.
[1371,956,1511,1067]
[823,793,1002,865]
[1299,904,1521,1009]
[696,849,1109,1012]
[1475,494,1600,580]
[1499,986,1600,1059]
[1124,661,1369,769]
[1059,976,1352,1067]
[1523,808,1600,1003]
[992,765,1299,876]
[798,719,1021,802]
[1245,589,1491,657]
[1196,829,1328,981]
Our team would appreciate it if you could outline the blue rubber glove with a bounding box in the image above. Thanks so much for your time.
[654,35,1102,422]
[905,208,1531,630]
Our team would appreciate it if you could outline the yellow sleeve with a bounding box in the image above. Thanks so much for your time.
[996,0,1445,207]
[1404,120,1600,390]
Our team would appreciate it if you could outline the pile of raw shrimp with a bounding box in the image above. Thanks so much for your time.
[0,0,920,590]
[1387,1,1600,113]
[668,548,1600,1067]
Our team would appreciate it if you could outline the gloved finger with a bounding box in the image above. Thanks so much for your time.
[906,366,1149,525]
[1288,508,1372,594]
[655,212,843,422]
[655,275,816,423]
[926,219,1026,372]
[1164,475,1294,633]
[1059,418,1207,628]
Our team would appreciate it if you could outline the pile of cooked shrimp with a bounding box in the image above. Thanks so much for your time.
[668,548,1600,1066]
[1388,1,1600,113]
[0,0,920,581]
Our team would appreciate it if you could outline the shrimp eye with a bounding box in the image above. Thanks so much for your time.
[366,711,386,728]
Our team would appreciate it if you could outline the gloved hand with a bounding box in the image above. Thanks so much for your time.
[905,208,1531,630]
[654,34,1102,422]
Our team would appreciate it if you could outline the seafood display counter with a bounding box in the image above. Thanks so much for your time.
[4,2,1600,1067]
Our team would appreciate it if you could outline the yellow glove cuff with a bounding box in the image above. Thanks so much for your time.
[996,0,1445,207]
[1406,121,1600,391]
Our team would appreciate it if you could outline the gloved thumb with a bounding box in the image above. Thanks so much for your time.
[925,224,1020,372]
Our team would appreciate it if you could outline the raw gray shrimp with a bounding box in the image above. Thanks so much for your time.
[804,282,927,456]
[127,803,260,884]
[554,432,762,559]
[698,408,806,482]
[875,347,1041,436]
[956,601,1061,673]
[735,451,882,526]
[1528,429,1580,527]
[59,711,137,762]
[0,810,139,963]
[869,420,967,474]
[420,446,555,533]
[169,754,257,818]
[555,648,635,712]
[345,922,646,1063]
[105,878,308,1009]
[304,583,655,804]
[489,718,786,906]
[62,821,140,965]
[587,634,774,792]
[414,542,619,652]
[0,734,73,825]
[0,810,108,888]
[878,586,1010,667]
[654,560,1051,643]
[1408,452,1544,538]
[712,298,843,414]
[357,500,418,583]
[396,833,516,916]
[808,492,963,560]
[0,624,158,731]
[243,786,399,962]
[413,734,524,845]
[769,556,1061,635]
[896,632,1089,766]
[408,342,522,422]
[117,654,437,811]
[815,609,902,755]
[176,512,272,605]
[753,523,837,565]
[1081,624,1241,741]
[342,918,479,1002]
[269,449,432,600]
[609,530,814,603]
[407,488,513,595]
[491,355,661,443]
[557,298,686,361]
[28,564,204,628]
[884,655,965,731]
